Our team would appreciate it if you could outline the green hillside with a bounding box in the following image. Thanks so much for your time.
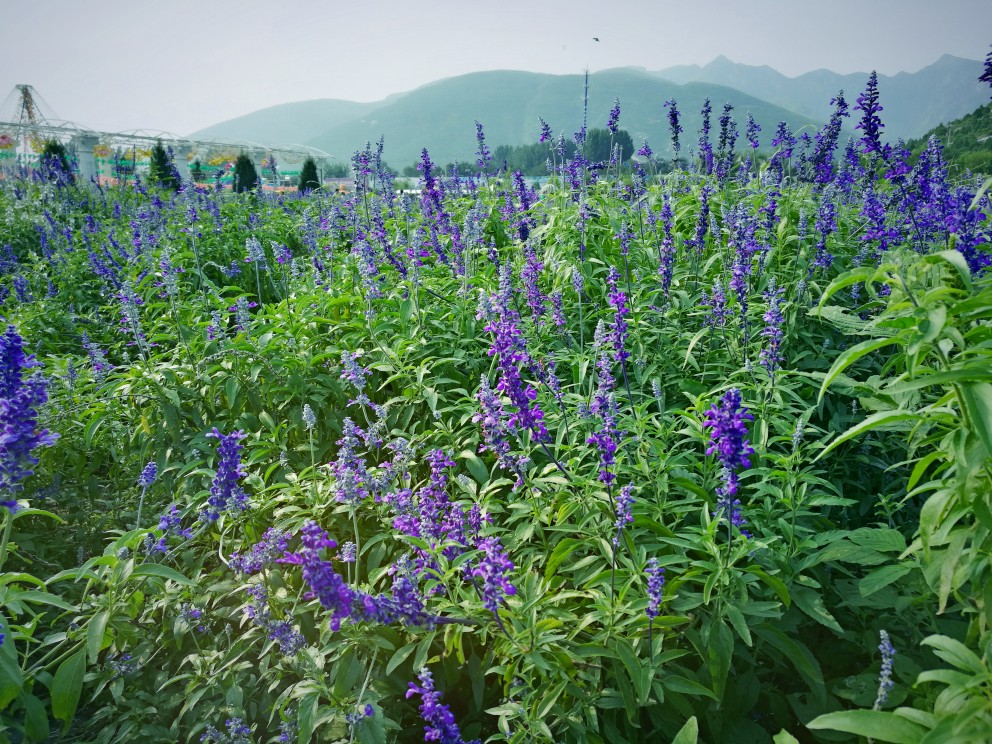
[187,98,387,147]
[907,102,992,175]
[304,68,820,168]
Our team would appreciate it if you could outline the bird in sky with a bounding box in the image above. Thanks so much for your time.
[593,37,600,42]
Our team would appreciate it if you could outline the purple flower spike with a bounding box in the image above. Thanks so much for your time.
[703,389,754,536]
[1,324,58,508]
[471,536,516,613]
[645,558,666,619]
[406,668,481,744]
[202,429,248,522]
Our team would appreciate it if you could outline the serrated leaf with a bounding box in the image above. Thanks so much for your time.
[860,564,913,597]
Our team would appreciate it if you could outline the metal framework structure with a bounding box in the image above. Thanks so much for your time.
[0,85,336,181]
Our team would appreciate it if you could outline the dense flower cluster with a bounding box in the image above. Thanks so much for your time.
[202,429,249,522]
[1,324,58,509]
[471,536,516,613]
[703,389,754,534]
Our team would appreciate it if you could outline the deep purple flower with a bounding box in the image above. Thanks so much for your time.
[808,92,849,184]
[471,536,516,613]
[701,279,731,329]
[538,117,553,144]
[703,389,754,535]
[473,376,529,490]
[202,429,248,522]
[745,113,761,149]
[1,325,58,508]
[607,98,621,134]
[854,71,888,158]
[703,388,754,474]
[979,45,992,96]
[137,461,157,487]
[645,558,665,619]
[637,139,653,159]
[405,668,481,744]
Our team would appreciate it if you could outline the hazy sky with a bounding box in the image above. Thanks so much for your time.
[1,0,989,136]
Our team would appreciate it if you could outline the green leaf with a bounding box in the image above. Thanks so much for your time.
[755,626,824,702]
[791,585,844,634]
[885,367,992,394]
[87,610,109,664]
[297,691,318,744]
[921,635,984,674]
[958,382,992,458]
[772,731,800,744]
[544,539,581,582]
[615,640,648,705]
[745,567,790,607]
[815,410,922,462]
[51,649,86,727]
[662,676,718,700]
[22,692,50,743]
[129,563,194,585]
[817,337,901,403]
[458,450,489,484]
[8,590,76,612]
[0,649,23,709]
[860,564,913,597]
[923,250,972,291]
[671,716,698,744]
[706,620,733,701]
[385,642,416,676]
[807,710,928,744]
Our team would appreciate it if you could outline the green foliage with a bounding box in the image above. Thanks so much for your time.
[148,140,180,191]
[298,157,320,192]
[907,103,992,175]
[0,122,990,743]
[232,153,259,193]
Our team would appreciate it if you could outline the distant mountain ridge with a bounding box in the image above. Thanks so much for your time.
[189,68,819,168]
[649,54,987,141]
[187,54,986,166]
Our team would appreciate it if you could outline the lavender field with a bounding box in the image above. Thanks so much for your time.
[2,66,992,744]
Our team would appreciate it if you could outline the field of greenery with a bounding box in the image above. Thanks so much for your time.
[2,70,992,744]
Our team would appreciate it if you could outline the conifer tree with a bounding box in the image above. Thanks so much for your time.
[233,153,259,193]
[298,157,320,192]
[149,140,180,191]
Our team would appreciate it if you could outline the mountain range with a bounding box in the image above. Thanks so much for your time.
[187,55,988,169]
[649,53,988,141]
